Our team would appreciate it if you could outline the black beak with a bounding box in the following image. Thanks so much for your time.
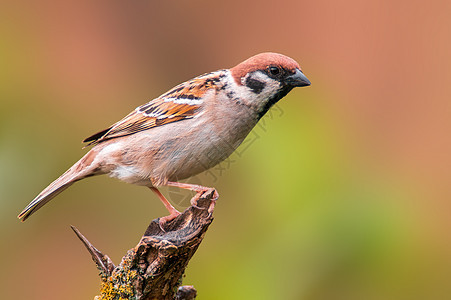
[286,69,311,87]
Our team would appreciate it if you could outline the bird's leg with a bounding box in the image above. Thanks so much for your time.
[165,181,218,213]
[149,187,181,230]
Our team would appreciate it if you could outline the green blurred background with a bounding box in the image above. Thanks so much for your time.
[1,1,450,299]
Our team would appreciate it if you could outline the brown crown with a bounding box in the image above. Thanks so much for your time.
[230,52,301,85]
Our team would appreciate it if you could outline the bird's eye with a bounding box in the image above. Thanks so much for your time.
[268,66,281,77]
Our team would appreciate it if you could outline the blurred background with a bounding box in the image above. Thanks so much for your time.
[1,1,450,299]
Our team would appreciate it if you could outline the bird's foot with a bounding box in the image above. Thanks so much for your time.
[158,211,181,232]
[190,188,218,214]
[165,181,218,214]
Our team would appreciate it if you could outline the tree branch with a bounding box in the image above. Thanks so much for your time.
[71,189,217,300]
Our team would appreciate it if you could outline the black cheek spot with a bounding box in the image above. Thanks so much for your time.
[245,77,266,94]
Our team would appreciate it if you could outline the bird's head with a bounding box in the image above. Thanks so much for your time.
[230,52,310,118]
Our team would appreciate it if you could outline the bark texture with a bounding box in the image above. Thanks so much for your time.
[72,189,217,300]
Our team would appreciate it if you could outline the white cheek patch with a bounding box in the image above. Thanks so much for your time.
[230,71,281,111]
[249,72,281,94]
[240,75,247,86]
[259,81,281,99]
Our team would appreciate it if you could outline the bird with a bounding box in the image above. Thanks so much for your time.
[18,52,311,226]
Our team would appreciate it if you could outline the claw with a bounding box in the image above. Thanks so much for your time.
[204,188,218,214]
[164,181,218,215]
[189,193,204,210]
[158,211,181,232]
[189,188,219,210]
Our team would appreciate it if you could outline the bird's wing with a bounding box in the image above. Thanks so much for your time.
[83,72,221,146]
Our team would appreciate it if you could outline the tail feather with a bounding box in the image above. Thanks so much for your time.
[18,150,99,221]
[18,178,76,221]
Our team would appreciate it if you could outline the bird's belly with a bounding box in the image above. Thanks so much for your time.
[165,135,240,181]
[99,114,256,186]
[109,164,150,185]
[152,116,255,183]
[162,127,248,182]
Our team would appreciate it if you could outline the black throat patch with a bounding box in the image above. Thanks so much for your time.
[257,86,293,120]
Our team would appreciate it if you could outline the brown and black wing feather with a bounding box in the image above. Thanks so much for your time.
[83,72,220,146]
[83,100,199,146]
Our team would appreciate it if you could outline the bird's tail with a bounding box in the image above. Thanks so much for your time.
[18,150,99,222]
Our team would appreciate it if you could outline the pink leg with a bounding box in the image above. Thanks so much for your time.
[149,187,181,229]
[165,181,218,211]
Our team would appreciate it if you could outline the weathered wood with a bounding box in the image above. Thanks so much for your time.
[72,189,217,300]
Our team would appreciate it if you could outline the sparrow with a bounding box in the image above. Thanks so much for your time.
[18,52,311,225]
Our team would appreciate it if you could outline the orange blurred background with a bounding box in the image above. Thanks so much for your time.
[1,1,450,299]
